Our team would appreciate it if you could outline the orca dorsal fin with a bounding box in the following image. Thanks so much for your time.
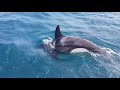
[55,25,63,39]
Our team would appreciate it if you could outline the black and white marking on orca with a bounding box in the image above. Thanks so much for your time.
[41,25,117,64]
[43,25,106,54]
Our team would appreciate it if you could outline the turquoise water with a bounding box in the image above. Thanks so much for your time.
[0,12,120,78]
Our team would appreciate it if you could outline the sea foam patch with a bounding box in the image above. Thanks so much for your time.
[42,38,55,49]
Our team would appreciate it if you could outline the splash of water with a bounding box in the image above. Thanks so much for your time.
[91,47,120,78]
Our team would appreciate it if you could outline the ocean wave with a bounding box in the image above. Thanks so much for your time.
[0,12,120,78]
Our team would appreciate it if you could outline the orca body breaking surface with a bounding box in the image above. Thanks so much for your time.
[51,25,105,54]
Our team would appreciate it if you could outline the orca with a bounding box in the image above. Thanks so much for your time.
[50,25,106,54]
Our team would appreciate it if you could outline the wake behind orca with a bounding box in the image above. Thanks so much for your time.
[42,25,107,55]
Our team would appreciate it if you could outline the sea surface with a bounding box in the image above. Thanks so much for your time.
[0,12,120,78]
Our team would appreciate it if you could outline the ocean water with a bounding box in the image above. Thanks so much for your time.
[0,12,120,78]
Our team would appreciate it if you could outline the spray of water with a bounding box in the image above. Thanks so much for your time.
[91,47,120,78]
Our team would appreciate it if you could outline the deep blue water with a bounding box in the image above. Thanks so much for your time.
[0,12,120,78]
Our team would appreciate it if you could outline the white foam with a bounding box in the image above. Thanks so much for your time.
[42,38,55,49]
